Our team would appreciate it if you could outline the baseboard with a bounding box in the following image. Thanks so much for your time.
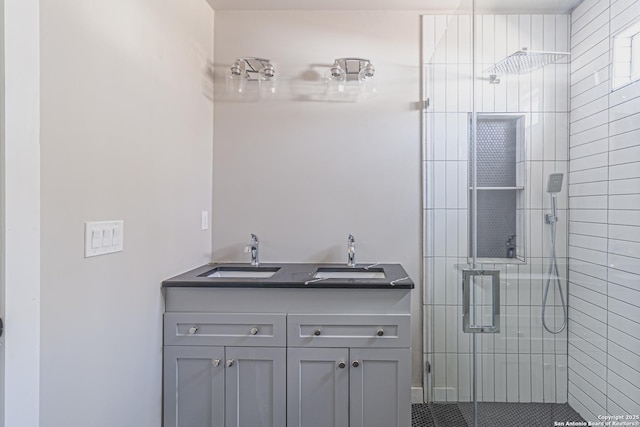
[412,387,424,404]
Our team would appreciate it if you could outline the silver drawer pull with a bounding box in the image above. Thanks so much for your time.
[376,329,384,336]
[314,329,322,336]
[352,360,360,368]
[226,359,234,368]
[250,327,259,335]
[212,359,220,367]
[338,361,346,369]
[188,326,198,335]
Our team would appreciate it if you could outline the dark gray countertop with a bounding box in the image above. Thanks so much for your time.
[162,263,414,289]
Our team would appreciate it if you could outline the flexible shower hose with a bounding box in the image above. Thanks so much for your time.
[542,219,568,334]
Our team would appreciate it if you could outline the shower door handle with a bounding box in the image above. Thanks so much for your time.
[462,269,500,333]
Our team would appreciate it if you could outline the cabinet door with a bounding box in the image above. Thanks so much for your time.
[287,348,349,427]
[224,347,286,427]
[349,348,411,427]
[164,346,225,427]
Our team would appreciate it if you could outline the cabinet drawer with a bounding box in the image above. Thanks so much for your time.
[164,313,286,347]
[287,314,410,348]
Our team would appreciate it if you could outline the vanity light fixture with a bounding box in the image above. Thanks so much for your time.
[325,58,376,82]
[226,57,277,96]
[228,57,277,81]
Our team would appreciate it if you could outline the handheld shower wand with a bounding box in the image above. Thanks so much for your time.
[542,173,567,334]
[545,173,563,224]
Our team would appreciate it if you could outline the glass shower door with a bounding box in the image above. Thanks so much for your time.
[423,1,571,425]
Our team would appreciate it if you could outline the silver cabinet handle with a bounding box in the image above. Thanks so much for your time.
[212,359,220,367]
[376,329,384,336]
[188,326,198,335]
[314,329,322,336]
[250,327,259,335]
[226,359,234,368]
[338,361,346,369]
[352,360,360,368]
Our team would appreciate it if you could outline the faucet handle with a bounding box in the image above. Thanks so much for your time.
[249,233,259,266]
[245,234,259,253]
[347,234,356,267]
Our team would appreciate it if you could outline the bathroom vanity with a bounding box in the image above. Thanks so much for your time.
[162,263,413,427]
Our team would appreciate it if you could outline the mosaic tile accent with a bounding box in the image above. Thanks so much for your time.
[412,403,585,427]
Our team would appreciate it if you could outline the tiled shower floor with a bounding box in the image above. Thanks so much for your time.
[412,402,586,426]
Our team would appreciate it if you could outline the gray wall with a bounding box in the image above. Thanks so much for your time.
[212,11,423,386]
[568,0,640,421]
[39,1,214,425]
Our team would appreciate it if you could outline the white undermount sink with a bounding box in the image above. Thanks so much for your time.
[205,266,279,279]
[313,269,386,279]
[207,271,277,278]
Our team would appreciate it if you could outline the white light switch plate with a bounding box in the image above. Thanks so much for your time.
[85,220,124,257]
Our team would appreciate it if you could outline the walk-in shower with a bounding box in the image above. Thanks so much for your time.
[421,0,640,425]
[419,0,612,425]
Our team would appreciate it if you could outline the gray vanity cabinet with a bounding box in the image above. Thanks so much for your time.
[163,346,226,427]
[287,347,410,427]
[349,348,411,427]
[163,313,287,427]
[162,286,413,427]
[286,314,411,427]
[224,346,286,427]
[163,345,286,427]
[287,348,350,427]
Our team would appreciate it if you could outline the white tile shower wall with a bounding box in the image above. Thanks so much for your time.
[568,0,640,422]
[422,14,570,403]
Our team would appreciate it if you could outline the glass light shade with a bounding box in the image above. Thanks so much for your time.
[358,63,375,81]
[258,80,277,97]
[257,63,277,96]
[225,68,246,94]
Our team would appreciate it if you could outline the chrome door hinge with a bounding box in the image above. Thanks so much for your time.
[422,99,430,110]
[425,360,431,374]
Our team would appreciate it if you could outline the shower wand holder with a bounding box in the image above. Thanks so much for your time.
[545,213,558,224]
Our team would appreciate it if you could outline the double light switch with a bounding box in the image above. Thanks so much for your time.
[85,221,124,257]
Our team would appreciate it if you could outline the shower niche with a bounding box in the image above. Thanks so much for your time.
[469,114,526,261]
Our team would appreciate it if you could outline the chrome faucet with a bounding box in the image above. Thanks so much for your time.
[347,234,356,267]
[247,233,259,266]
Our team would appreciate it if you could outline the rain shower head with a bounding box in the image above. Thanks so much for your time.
[484,48,570,75]
[484,48,570,85]
[547,173,564,194]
